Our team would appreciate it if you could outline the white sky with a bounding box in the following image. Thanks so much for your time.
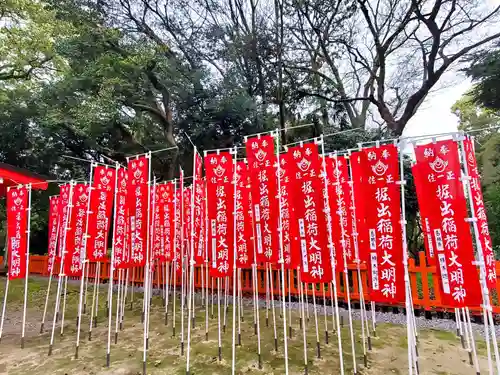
[403,0,500,138]
[403,74,472,138]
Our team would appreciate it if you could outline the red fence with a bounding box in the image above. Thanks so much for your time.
[4,252,500,314]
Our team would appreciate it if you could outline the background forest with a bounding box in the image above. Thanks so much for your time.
[1,0,500,258]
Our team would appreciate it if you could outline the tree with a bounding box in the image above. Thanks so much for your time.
[285,0,500,134]
[466,44,500,112]
[0,0,72,82]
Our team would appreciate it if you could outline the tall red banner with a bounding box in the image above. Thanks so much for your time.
[57,185,71,261]
[464,138,496,288]
[193,178,205,265]
[361,145,405,304]
[325,155,354,269]
[235,161,253,268]
[245,135,279,264]
[279,153,299,270]
[163,182,175,262]
[205,152,234,278]
[7,186,28,280]
[191,153,204,265]
[47,195,59,273]
[184,186,192,251]
[411,164,435,266]
[64,184,89,277]
[349,151,369,264]
[415,140,482,307]
[87,166,115,262]
[128,156,149,267]
[151,184,164,262]
[114,168,129,269]
[289,143,332,284]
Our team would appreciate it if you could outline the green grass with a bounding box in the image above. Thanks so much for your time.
[0,277,493,375]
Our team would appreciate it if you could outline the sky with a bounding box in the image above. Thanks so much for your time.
[402,75,472,139]
[402,0,500,139]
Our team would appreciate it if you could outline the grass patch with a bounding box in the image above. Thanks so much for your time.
[0,277,493,375]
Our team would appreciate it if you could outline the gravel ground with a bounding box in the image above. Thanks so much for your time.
[37,275,499,339]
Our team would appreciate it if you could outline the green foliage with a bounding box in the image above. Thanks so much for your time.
[467,45,500,112]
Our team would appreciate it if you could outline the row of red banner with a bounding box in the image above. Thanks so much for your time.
[6,136,493,308]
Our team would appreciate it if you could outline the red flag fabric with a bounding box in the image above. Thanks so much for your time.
[325,155,354,269]
[87,166,115,262]
[47,195,59,274]
[7,186,29,280]
[361,145,405,304]
[235,161,254,268]
[64,184,89,277]
[193,177,206,265]
[414,139,481,307]
[279,153,299,270]
[151,184,164,262]
[411,164,436,265]
[127,156,149,267]
[163,182,175,262]
[348,151,369,264]
[173,180,182,273]
[205,151,234,278]
[288,143,332,284]
[464,138,496,288]
[114,168,129,269]
[57,185,71,261]
[184,186,192,251]
[245,135,279,264]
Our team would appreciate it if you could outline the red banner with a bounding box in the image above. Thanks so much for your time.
[162,182,175,262]
[245,135,279,264]
[114,168,129,269]
[411,164,435,266]
[64,184,89,277]
[415,140,481,307]
[279,153,299,270]
[87,166,115,262]
[325,155,354,269]
[173,179,182,273]
[348,151,369,264]
[7,186,28,280]
[151,184,164,262]
[193,177,206,265]
[184,186,192,251]
[128,156,149,267]
[47,195,59,273]
[205,152,234,278]
[57,185,71,261]
[235,161,254,268]
[289,143,332,284]
[464,138,496,288]
[361,145,405,304]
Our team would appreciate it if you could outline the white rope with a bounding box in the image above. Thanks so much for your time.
[20,185,32,349]
[76,163,95,356]
[88,263,100,339]
[60,276,68,336]
[0,278,10,343]
[231,148,238,374]
[275,131,290,373]
[397,142,417,375]
[298,272,308,373]
[217,277,222,361]
[268,264,279,352]
[459,136,500,374]
[187,151,200,374]
[142,152,153,375]
[311,286,321,358]
[319,136,345,374]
